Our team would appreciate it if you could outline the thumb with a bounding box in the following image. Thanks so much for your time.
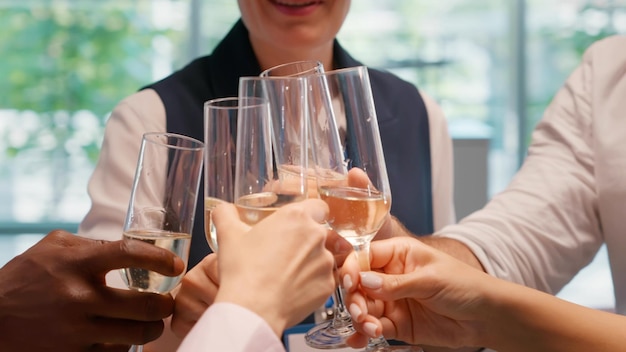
[347,167,372,189]
[291,198,329,224]
[211,203,251,249]
[358,271,418,301]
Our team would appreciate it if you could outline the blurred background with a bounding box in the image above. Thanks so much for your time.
[1,0,624,310]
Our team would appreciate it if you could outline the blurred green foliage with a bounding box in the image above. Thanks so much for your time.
[0,2,178,163]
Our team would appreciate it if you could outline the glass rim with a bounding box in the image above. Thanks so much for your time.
[204,96,267,109]
[313,65,368,77]
[259,60,323,77]
[142,132,204,151]
[239,75,307,83]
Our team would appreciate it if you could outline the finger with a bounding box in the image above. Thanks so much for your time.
[83,239,185,277]
[211,203,250,247]
[268,198,328,224]
[171,292,207,339]
[199,254,220,293]
[170,316,197,340]
[346,289,369,323]
[90,288,175,321]
[325,229,352,265]
[172,287,211,333]
[346,331,370,348]
[85,317,165,346]
[378,316,400,340]
[171,259,217,338]
[347,167,373,188]
[39,231,182,277]
[296,198,329,223]
[367,238,426,272]
[359,271,419,302]
[349,314,383,340]
[46,229,93,247]
[339,251,361,293]
[247,199,328,241]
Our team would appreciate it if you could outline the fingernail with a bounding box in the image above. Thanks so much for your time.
[360,272,383,289]
[343,274,353,291]
[349,303,362,321]
[363,322,379,338]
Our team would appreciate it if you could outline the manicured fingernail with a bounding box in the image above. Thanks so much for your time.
[363,322,379,338]
[349,303,362,321]
[360,272,383,289]
[343,274,353,291]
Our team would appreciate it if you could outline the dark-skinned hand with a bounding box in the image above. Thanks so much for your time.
[0,229,184,352]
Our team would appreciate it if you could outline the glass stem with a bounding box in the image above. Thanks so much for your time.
[354,238,392,350]
[353,239,372,271]
[330,285,353,328]
[328,256,354,330]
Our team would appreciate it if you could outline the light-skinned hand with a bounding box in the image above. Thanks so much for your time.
[340,237,489,349]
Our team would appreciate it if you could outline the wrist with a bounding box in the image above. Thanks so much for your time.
[419,236,485,272]
[215,284,287,338]
[472,276,522,350]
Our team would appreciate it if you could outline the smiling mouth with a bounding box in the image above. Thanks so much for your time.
[271,0,322,7]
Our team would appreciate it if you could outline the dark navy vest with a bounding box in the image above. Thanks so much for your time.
[146,20,433,269]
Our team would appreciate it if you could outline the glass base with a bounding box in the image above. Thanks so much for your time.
[365,336,424,352]
[365,346,424,352]
[304,320,355,349]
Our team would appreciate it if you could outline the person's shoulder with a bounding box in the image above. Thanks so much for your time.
[586,35,626,52]
[579,35,626,80]
[582,35,626,63]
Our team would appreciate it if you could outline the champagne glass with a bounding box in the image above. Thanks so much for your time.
[203,97,266,252]
[308,66,423,352]
[234,76,308,225]
[120,132,204,352]
[261,60,357,349]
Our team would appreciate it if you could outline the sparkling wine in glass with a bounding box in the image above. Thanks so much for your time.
[257,60,325,199]
[235,76,309,224]
[309,66,423,352]
[119,132,204,352]
[203,97,266,252]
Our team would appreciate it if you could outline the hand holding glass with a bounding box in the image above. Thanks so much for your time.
[119,132,204,352]
[309,66,422,352]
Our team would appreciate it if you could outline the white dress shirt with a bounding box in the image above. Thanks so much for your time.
[436,35,626,314]
[177,303,285,352]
